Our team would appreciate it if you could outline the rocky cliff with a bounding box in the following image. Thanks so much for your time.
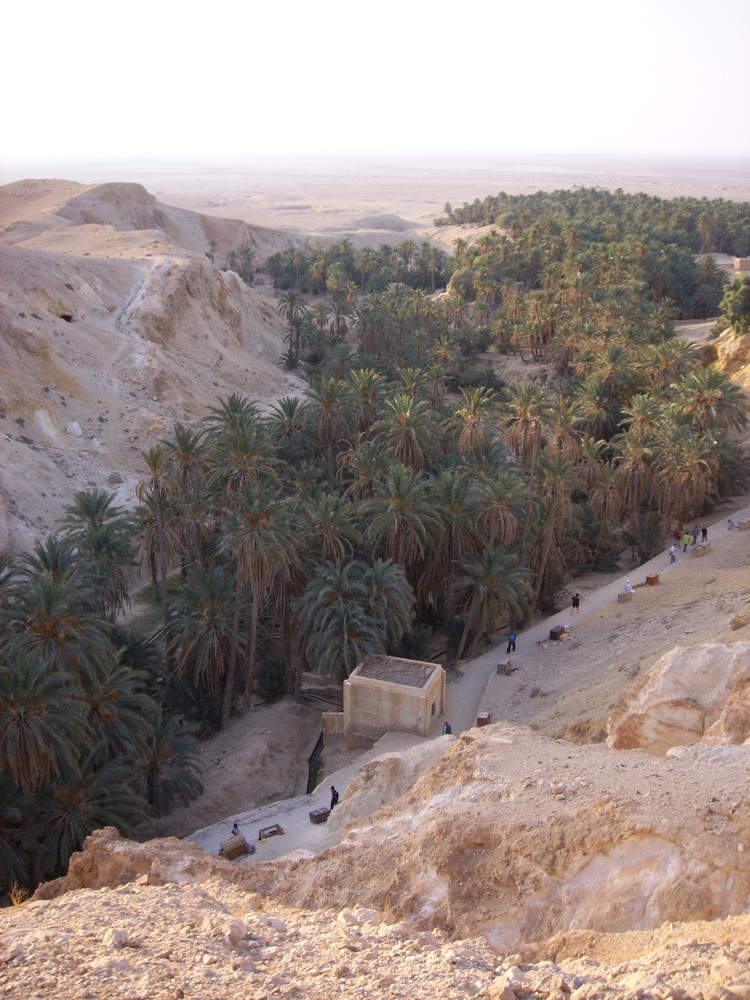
[0,180,297,551]
[5,716,749,998]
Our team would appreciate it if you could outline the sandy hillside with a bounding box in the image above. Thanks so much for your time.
[0,179,303,551]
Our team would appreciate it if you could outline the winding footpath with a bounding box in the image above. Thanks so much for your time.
[191,503,750,861]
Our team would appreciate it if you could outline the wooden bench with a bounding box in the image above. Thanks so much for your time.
[646,573,659,585]
[309,808,330,825]
[549,625,565,640]
[691,542,711,557]
[476,711,491,727]
[258,823,284,842]
[617,591,633,603]
[497,659,513,675]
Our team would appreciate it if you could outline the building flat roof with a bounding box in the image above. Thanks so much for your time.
[356,654,437,689]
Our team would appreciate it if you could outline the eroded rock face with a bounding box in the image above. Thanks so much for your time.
[17,723,750,997]
[242,726,750,952]
[606,642,750,753]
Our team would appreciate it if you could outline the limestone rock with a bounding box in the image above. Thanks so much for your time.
[606,643,750,753]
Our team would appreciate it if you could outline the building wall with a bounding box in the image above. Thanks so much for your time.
[343,667,445,738]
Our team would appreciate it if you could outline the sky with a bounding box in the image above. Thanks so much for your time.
[3,0,750,176]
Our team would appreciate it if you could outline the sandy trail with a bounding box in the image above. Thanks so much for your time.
[189,500,750,861]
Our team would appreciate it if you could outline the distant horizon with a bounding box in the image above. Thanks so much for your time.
[3,152,749,205]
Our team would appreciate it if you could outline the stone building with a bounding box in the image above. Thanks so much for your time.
[325,654,445,739]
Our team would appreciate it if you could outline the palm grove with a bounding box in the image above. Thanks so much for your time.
[2,187,749,894]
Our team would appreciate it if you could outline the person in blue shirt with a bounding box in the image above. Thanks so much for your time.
[507,627,517,654]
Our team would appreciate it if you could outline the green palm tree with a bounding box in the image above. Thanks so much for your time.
[132,706,202,817]
[366,560,414,648]
[454,546,531,661]
[222,484,298,714]
[170,564,240,712]
[207,415,276,501]
[84,661,154,760]
[307,377,354,490]
[449,386,497,454]
[0,653,88,794]
[5,568,117,689]
[612,426,654,528]
[337,436,387,500]
[363,464,439,574]
[61,489,135,622]
[653,424,717,524]
[528,452,581,618]
[37,744,146,878]
[266,396,313,462]
[421,469,480,610]
[476,468,526,547]
[347,368,386,435]
[304,492,359,563]
[136,444,172,628]
[671,367,748,434]
[296,561,382,682]
[372,393,442,472]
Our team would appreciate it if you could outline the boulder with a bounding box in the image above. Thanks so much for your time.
[607,642,750,753]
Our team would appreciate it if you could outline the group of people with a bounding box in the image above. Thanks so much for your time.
[669,524,709,562]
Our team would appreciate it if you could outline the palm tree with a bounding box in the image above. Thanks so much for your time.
[5,567,117,689]
[278,288,303,341]
[372,393,442,472]
[0,653,88,795]
[500,379,550,479]
[612,426,653,528]
[363,464,439,576]
[84,661,154,760]
[170,564,240,712]
[449,386,497,454]
[61,489,135,622]
[307,377,354,491]
[366,559,414,648]
[653,425,717,525]
[347,367,386,436]
[421,469,480,610]
[164,424,207,501]
[222,484,297,714]
[671,367,748,434]
[528,452,580,618]
[37,745,146,878]
[453,547,531,661]
[136,445,172,628]
[500,378,551,551]
[296,561,382,682]
[304,493,359,563]
[574,374,621,441]
[266,396,312,463]
[207,415,276,501]
[476,468,526,547]
[587,461,622,560]
[337,437,388,500]
[132,706,203,817]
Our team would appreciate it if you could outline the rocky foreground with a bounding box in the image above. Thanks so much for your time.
[4,712,749,999]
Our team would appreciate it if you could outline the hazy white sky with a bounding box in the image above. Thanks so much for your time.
[4,0,750,170]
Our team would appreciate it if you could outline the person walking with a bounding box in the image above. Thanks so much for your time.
[669,543,676,565]
[330,786,339,810]
[701,526,708,543]
[691,524,700,547]
[682,531,690,553]
[506,627,517,654]
[571,592,580,614]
